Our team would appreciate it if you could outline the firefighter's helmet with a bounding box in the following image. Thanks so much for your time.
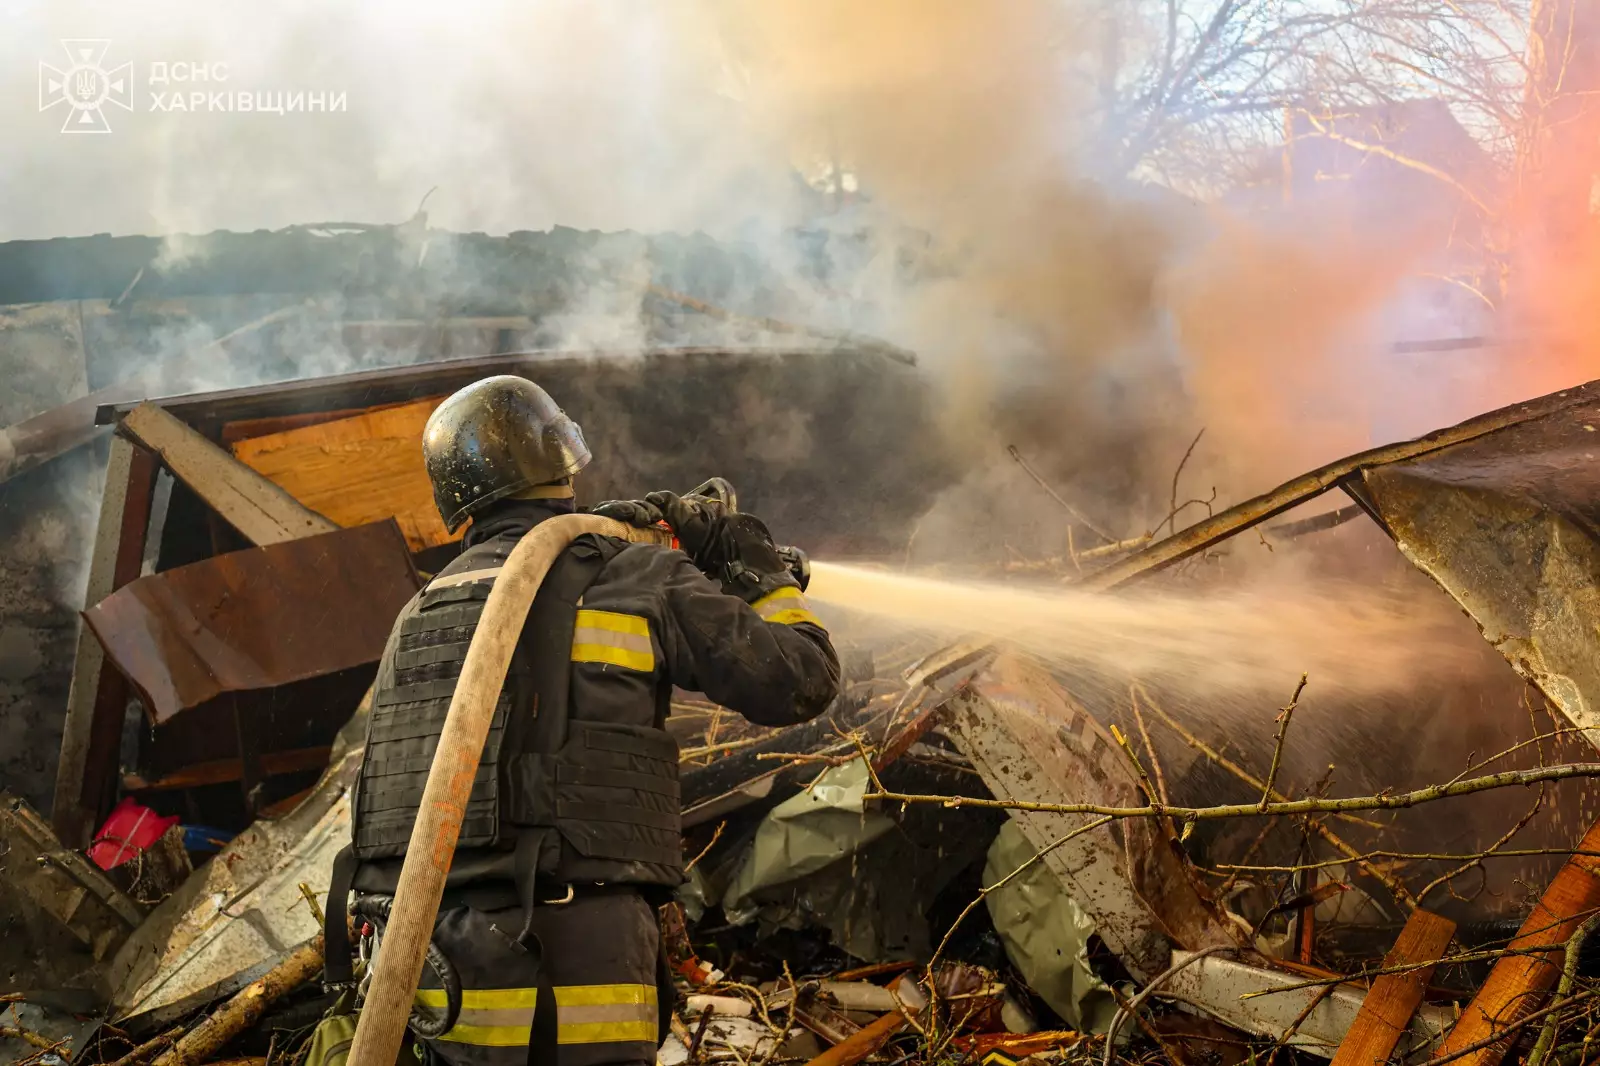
[422,375,592,532]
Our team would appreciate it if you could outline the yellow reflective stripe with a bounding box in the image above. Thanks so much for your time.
[571,609,656,672]
[557,984,656,1006]
[574,609,649,636]
[766,607,824,627]
[751,586,802,615]
[417,988,536,1009]
[418,984,658,1046]
[752,587,824,628]
[433,1024,530,1047]
[560,1020,659,1043]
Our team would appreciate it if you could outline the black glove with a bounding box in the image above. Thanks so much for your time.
[589,499,664,527]
[649,491,792,596]
[644,491,726,564]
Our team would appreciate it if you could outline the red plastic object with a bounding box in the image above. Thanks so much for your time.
[87,797,180,870]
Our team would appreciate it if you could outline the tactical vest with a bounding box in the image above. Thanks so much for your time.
[349,531,684,889]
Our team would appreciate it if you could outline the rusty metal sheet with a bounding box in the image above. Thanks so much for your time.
[1361,397,1600,745]
[939,652,1251,982]
[83,519,419,724]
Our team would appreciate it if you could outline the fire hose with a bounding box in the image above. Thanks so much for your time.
[345,514,671,1066]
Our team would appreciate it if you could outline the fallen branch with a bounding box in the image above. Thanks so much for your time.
[1259,674,1309,810]
[1141,686,1413,905]
[0,1027,55,1050]
[107,1027,184,1066]
[865,762,1600,821]
[151,938,324,1066]
[1527,914,1600,1066]
[1005,445,1117,542]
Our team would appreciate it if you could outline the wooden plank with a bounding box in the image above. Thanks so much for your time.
[230,396,454,552]
[51,437,158,846]
[120,401,338,546]
[218,398,419,446]
[122,746,333,792]
[1432,817,1600,1065]
[1331,908,1456,1066]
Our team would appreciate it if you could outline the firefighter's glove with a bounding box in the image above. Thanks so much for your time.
[649,491,793,598]
[590,499,664,527]
[643,491,725,565]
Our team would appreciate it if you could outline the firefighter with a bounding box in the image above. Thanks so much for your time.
[326,375,840,1066]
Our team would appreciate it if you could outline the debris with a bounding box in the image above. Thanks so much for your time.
[720,757,896,918]
[1328,908,1455,1066]
[792,989,862,1045]
[117,402,337,547]
[83,520,419,725]
[108,705,365,1026]
[800,976,924,1066]
[681,996,751,1019]
[104,1027,182,1066]
[1161,950,1455,1059]
[87,800,180,871]
[147,938,323,1066]
[109,826,194,908]
[940,651,1251,981]
[1360,396,1600,741]
[1432,817,1600,1066]
[0,793,142,995]
[948,1031,1083,1059]
[982,820,1118,1032]
[764,982,906,1014]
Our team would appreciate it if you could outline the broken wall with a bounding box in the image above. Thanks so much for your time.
[0,303,94,812]
[0,223,943,821]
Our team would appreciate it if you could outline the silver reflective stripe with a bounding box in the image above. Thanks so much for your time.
[570,625,653,654]
[428,566,504,590]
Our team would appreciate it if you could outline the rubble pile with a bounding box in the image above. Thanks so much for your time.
[10,363,1600,1066]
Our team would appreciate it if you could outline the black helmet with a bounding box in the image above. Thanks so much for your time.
[423,375,592,532]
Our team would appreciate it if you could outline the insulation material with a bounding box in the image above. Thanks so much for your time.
[982,819,1119,1033]
[721,757,896,919]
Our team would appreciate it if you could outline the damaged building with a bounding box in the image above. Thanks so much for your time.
[7,219,1600,1066]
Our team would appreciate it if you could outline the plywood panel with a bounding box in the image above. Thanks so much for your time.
[230,396,452,551]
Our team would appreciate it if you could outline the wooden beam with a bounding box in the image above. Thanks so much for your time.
[1331,908,1456,1066]
[121,745,333,792]
[51,437,159,846]
[1432,818,1600,1065]
[119,401,337,546]
[218,398,419,446]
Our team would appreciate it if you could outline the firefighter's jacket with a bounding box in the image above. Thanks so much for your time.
[349,500,841,894]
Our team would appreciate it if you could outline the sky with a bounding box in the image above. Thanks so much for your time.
[0,2,801,241]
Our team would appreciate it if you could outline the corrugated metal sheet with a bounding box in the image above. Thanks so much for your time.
[1361,397,1600,744]
[82,520,419,723]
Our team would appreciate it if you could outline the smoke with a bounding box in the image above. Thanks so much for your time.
[3,1,1531,490]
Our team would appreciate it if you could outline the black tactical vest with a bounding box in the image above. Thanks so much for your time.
[349,530,684,890]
